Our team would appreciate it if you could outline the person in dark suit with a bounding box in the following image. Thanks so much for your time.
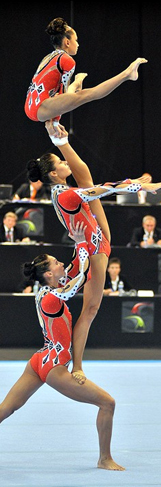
[103,257,132,296]
[0,212,29,242]
[130,215,161,248]
[12,179,51,201]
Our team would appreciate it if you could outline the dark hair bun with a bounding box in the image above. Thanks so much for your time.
[27,159,42,182]
[46,17,68,36]
[23,262,35,280]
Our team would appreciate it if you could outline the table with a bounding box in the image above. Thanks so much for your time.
[0,243,160,293]
[0,294,160,349]
[1,200,161,246]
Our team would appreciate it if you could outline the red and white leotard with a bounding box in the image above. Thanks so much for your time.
[51,184,111,258]
[30,242,90,382]
[51,180,142,257]
[24,49,75,122]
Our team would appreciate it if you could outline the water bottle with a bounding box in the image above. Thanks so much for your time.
[143,234,148,248]
[118,280,124,296]
[33,280,39,294]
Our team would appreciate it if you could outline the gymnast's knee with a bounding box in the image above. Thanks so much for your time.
[103,395,116,415]
[84,303,100,322]
[0,404,14,422]
[0,399,24,422]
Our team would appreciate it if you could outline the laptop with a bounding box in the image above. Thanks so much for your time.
[116,190,161,205]
[0,184,13,200]
[146,190,161,205]
[116,193,139,205]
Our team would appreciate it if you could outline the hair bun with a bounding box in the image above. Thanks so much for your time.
[23,262,35,280]
[46,17,68,36]
[27,159,42,182]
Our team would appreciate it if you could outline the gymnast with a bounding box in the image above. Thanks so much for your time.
[0,221,125,471]
[24,16,148,136]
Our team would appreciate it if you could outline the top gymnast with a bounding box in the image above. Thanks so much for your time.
[24,16,148,136]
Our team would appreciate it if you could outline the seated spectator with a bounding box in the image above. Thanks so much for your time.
[103,257,132,296]
[12,179,51,201]
[130,215,161,248]
[0,212,30,243]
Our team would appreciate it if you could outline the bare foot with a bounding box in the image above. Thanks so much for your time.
[97,458,125,471]
[74,73,88,91]
[127,57,148,81]
[72,370,86,385]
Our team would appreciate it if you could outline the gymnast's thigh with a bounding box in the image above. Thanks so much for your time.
[46,365,111,406]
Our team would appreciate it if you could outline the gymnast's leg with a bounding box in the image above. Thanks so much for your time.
[37,58,147,121]
[0,362,43,423]
[72,253,108,383]
[46,365,125,470]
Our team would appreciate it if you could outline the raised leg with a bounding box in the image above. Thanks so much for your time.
[37,58,147,121]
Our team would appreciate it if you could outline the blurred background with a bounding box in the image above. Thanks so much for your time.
[1,0,161,191]
[1,1,161,356]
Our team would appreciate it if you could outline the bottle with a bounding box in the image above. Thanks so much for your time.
[138,190,147,204]
[118,280,124,296]
[143,234,148,248]
[33,280,39,294]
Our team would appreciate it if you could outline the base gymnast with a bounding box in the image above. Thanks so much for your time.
[0,221,125,471]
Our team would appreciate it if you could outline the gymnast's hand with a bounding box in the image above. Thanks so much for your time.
[45,119,67,138]
[131,173,152,184]
[45,120,69,146]
[68,220,87,245]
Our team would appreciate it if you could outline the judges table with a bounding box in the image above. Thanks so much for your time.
[1,200,161,246]
[0,293,161,349]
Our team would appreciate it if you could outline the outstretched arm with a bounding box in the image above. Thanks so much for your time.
[141,182,161,193]
[59,142,94,188]
[46,121,112,241]
[46,122,151,189]
[46,121,94,188]
[48,131,161,195]
[70,182,142,201]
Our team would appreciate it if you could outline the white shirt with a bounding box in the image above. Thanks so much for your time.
[4,225,14,242]
[144,230,153,239]
[111,276,119,291]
